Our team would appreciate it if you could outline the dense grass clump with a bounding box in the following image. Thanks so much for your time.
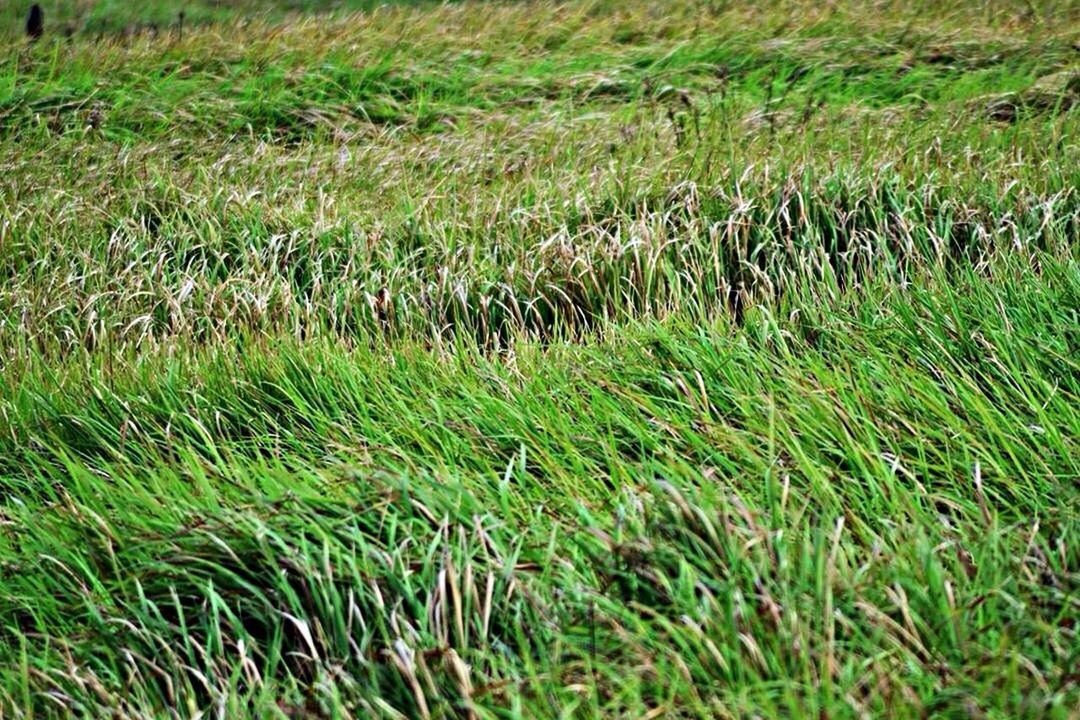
[0,0,1078,717]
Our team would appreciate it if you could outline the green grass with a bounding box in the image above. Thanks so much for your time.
[4,0,444,38]
[0,0,1078,717]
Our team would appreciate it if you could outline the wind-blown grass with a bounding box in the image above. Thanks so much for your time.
[0,0,1077,717]
[2,261,1078,717]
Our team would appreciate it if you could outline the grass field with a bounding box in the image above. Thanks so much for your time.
[1,0,1079,717]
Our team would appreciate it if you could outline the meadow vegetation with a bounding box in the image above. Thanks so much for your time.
[0,0,1078,717]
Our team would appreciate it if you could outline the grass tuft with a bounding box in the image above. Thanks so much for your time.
[0,0,1078,717]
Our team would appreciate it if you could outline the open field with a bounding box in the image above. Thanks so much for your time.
[1,0,1078,717]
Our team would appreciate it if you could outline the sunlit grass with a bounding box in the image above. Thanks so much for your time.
[0,0,1077,717]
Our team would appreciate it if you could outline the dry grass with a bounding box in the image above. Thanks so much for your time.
[0,0,1078,717]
